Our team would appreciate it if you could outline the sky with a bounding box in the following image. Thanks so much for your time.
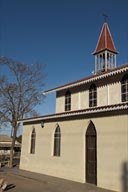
[0,0,128,135]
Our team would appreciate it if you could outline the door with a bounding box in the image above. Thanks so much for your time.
[86,121,97,185]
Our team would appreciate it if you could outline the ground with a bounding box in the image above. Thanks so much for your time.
[0,167,116,192]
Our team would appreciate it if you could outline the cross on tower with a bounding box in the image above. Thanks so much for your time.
[103,13,108,22]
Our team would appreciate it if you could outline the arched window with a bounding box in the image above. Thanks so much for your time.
[89,84,97,107]
[86,121,97,185]
[54,125,61,156]
[121,74,128,102]
[30,128,36,154]
[65,91,71,111]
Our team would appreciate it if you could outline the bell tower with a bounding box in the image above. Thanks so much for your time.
[93,19,118,74]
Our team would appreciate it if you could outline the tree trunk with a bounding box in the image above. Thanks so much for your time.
[9,125,17,168]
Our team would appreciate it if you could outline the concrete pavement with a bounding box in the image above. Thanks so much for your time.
[0,167,116,192]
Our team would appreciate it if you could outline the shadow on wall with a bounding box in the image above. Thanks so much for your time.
[122,162,128,192]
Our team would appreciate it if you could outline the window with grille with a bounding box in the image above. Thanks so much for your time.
[121,74,128,102]
[65,91,71,111]
[30,128,36,154]
[89,84,97,107]
[54,125,61,156]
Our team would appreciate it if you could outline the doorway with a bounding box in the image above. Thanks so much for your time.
[86,121,97,185]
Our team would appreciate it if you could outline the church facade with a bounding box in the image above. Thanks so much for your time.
[20,21,128,192]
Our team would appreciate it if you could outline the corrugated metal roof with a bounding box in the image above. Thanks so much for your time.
[0,135,12,142]
[0,135,21,147]
[0,143,21,147]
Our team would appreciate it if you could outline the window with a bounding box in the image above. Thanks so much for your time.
[89,84,97,107]
[121,74,128,102]
[30,128,36,154]
[54,125,61,156]
[65,91,71,111]
[86,121,97,185]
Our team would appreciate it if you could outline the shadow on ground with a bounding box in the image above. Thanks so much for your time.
[5,184,16,191]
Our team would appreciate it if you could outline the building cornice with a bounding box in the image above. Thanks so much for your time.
[21,102,128,124]
[44,64,128,94]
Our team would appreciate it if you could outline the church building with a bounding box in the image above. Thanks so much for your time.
[20,21,128,192]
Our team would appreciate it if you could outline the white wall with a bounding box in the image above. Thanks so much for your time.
[20,113,128,192]
[56,80,122,113]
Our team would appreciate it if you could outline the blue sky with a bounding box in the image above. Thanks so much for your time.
[0,0,128,127]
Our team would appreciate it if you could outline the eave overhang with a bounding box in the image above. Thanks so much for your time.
[44,64,128,94]
[21,102,128,124]
[93,48,118,55]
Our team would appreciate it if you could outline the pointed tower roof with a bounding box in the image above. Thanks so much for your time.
[93,22,117,55]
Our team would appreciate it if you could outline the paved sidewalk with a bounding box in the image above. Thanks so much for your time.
[0,167,116,192]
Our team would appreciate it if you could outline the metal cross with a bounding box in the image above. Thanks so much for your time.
[103,13,108,22]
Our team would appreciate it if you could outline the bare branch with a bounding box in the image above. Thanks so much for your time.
[0,56,45,167]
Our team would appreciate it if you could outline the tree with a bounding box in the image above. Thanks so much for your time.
[0,56,45,167]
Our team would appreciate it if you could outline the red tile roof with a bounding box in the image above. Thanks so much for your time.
[93,22,117,54]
